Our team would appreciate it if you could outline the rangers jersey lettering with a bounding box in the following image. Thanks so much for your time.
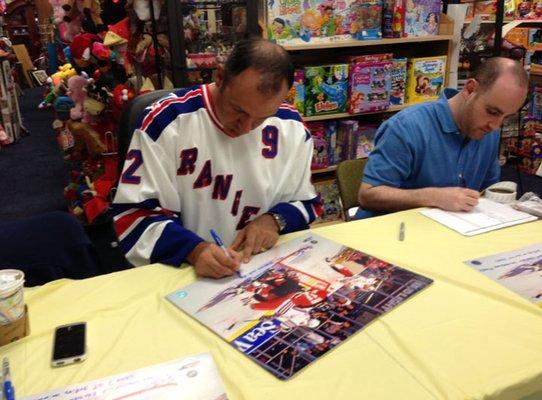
[113,84,322,267]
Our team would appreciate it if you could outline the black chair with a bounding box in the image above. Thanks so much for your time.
[117,89,176,176]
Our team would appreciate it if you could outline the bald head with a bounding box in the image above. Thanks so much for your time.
[222,38,294,95]
[472,57,528,92]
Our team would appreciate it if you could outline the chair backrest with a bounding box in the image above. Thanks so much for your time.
[335,158,368,221]
[117,89,175,176]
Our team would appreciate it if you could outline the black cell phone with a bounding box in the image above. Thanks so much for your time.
[51,322,87,367]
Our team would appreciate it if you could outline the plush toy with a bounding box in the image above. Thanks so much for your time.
[66,73,90,120]
[70,33,100,68]
[54,95,75,113]
[138,76,155,94]
[66,120,107,159]
[63,0,103,33]
[0,124,10,146]
[111,83,135,119]
[127,32,152,64]
[91,41,117,62]
[39,78,57,109]
[103,17,131,73]
[129,0,161,21]
[51,63,77,86]
[103,17,129,47]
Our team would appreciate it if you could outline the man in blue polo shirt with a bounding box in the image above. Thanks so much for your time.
[356,57,528,219]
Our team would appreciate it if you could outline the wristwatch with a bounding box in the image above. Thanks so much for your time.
[266,212,287,233]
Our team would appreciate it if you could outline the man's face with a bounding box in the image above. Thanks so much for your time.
[460,76,527,140]
[214,68,289,138]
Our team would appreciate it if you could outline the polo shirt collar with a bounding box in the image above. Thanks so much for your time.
[436,88,460,134]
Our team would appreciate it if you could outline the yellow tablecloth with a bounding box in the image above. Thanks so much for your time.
[3,209,542,400]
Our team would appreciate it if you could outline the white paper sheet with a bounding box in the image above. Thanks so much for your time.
[20,353,228,400]
[420,198,538,236]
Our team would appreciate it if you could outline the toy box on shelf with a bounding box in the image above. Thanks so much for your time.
[312,179,343,223]
[307,120,340,169]
[390,57,407,105]
[404,0,442,36]
[382,0,405,38]
[405,55,447,104]
[286,69,305,115]
[304,63,349,116]
[347,53,393,114]
[266,0,356,44]
[518,116,542,174]
[350,0,383,40]
[308,121,330,170]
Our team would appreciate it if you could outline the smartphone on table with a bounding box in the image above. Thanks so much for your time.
[51,322,87,367]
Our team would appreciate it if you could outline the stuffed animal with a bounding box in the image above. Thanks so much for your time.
[0,124,10,146]
[111,83,135,119]
[63,0,103,33]
[66,73,90,120]
[66,120,107,159]
[39,78,57,109]
[51,63,77,86]
[91,41,117,62]
[70,33,100,68]
[129,0,161,21]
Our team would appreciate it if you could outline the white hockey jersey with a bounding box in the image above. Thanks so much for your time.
[113,84,321,267]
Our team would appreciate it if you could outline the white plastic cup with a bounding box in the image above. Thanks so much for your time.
[0,269,25,325]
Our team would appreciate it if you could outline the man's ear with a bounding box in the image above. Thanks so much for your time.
[464,78,478,97]
[214,64,225,90]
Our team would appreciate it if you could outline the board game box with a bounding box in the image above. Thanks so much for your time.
[405,55,446,104]
[348,53,393,114]
[305,64,349,116]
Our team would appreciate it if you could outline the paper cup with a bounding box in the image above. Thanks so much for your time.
[484,181,517,204]
[0,269,25,325]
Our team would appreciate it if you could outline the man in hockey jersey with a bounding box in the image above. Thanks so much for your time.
[113,38,321,278]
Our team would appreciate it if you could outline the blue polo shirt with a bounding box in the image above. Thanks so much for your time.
[356,88,500,219]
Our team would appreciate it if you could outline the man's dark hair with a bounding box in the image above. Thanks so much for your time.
[472,56,528,91]
[222,38,294,94]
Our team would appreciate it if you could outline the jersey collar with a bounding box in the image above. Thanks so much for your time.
[202,83,232,137]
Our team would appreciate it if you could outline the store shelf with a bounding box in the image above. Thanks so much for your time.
[281,34,453,51]
[304,104,413,122]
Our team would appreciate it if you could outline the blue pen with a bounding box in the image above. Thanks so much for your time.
[210,229,242,278]
[3,357,15,400]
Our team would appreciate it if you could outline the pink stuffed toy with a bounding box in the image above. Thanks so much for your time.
[66,73,90,120]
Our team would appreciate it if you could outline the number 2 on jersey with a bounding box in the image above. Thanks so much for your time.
[121,149,143,184]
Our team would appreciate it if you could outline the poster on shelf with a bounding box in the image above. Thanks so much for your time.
[167,233,432,380]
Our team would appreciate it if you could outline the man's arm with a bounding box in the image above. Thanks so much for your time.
[231,120,322,262]
[358,117,480,214]
[358,182,480,212]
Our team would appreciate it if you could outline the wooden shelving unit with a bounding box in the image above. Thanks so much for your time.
[304,104,411,122]
[281,34,454,52]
